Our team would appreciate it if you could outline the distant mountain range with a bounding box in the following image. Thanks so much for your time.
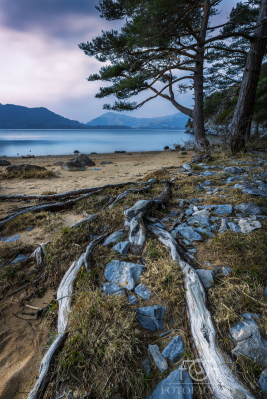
[87,112,188,129]
[0,104,88,129]
[0,104,188,129]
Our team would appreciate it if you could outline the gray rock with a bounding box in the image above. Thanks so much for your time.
[103,282,126,296]
[224,167,246,174]
[169,211,179,217]
[145,366,193,399]
[199,171,215,177]
[230,314,267,367]
[228,222,241,233]
[113,241,130,255]
[232,184,246,190]
[148,344,168,372]
[128,295,138,305]
[226,176,239,183]
[219,218,228,234]
[258,369,267,395]
[7,164,46,173]
[242,188,267,197]
[153,221,165,228]
[175,223,203,242]
[142,358,151,376]
[26,226,34,231]
[135,283,152,300]
[187,209,210,228]
[1,235,21,243]
[238,218,262,233]
[221,266,232,276]
[104,260,145,290]
[179,199,186,208]
[136,305,166,331]
[162,335,185,363]
[235,203,262,215]
[264,286,267,295]
[202,180,213,186]
[103,229,125,246]
[183,163,191,171]
[185,208,193,216]
[191,155,202,163]
[100,161,113,165]
[159,330,172,338]
[194,227,214,237]
[0,159,11,166]
[61,161,86,171]
[11,254,27,264]
[196,269,214,288]
[69,154,95,167]
[258,181,267,191]
[212,204,233,215]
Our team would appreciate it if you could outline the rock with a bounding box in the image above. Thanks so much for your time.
[211,204,233,215]
[230,314,267,367]
[238,218,262,233]
[53,161,63,166]
[103,229,125,245]
[128,295,138,305]
[235,203,262,215]
[202,180,213,186]
[232,184,246,190]
[221,266,232,276]
[226,176,239,184]
[224,167,246,174]
[199,171,215,177]
[145,367,193,399]
[0,159,11,166]
[159,330,172,338]
[6,164,46,173]
[179,151,187,155]
[185,209,193,216]
[1,235,21,243]
[162,335,185,363]
[74,150,80,153]
[103,282,126,296]
[69,154,95,167]
[195,227,214,237]
[228,222,241,233]
[148,344,168,373]
[61,161,86,171]
[142,358,151,376]
[242,188,267,197]
[55,171,61,176]
[175,223,203,241]
[113,241,130,255]
[153,221,165,229]
[26,226,34,231]
[219,218,228,234]
[187,209,210,228]
[264,286,267,295]
[258,369,267,395]
[11,254,27,264]
[104,260,145,290]
[92,168,101,170]
[183,163,191,171]
[191,155,202,163]
[164,146,169,150]
[136,305,166,331]
[100,161,113,165]
[169,211,179,217]
[135,283,152,300]
[196,269,214,288]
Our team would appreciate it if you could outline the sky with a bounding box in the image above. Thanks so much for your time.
[0,0,235,123]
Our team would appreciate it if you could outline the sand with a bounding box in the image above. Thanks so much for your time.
[0,150,194,398]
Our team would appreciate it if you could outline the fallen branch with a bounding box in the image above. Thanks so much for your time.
[28,234,107,399]
[147,224,254,399]
[0,181,141,202]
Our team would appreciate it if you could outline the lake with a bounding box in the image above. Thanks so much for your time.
[0,129,194,157]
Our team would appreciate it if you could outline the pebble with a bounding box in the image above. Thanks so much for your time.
[136,305,166,332]
[113,241,130,255]
[142,358,151,376]
[11,254,27,264]
[103,282,126,296]
[103,230,125,246]
[135,283,152,300]
[174,223,203,242]
[196,269,214,288]
[258,369,267,395]
[148,344,168,372]
[162,335,185,363]
[238,218,262,234]
[1,235,21,243]
[128,295,138,305]
[104,260,145,290]
[235,203,262,215]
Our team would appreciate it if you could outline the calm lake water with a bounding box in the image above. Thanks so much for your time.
[0,129,194,157]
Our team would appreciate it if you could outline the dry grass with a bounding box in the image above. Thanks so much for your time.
[55,290,148,398]
[3,211,62,235]
[1,169,56,179]
[143,169,170,181]
[41,190,57,195]
[0,242,33,294]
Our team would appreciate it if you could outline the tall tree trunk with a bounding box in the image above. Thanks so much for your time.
[193,0,211,152]
[230,0,267,153]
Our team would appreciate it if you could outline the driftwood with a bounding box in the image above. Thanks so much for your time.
[147,224,254,399]
[0,190,102,231]
[109,178,157,209]
[0,181,141,202]
[28,234,107,399]
[29,242,50,273]
[70,213,98,229]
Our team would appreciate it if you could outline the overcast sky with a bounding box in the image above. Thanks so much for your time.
[0,0,235,123]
